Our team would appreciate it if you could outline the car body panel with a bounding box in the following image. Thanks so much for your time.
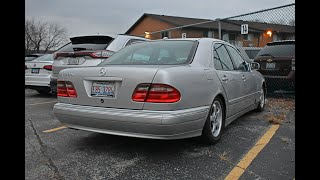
[25,54,53,88]
[53,38,265,139]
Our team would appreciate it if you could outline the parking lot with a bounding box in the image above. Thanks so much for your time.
[25,89,295,180]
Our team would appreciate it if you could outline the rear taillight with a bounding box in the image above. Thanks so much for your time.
[132,84,181,103]
[53,50,114,60]
[89,50,114,58]
[43,65,52,71]
[292,58,295,70]
[57,81,77,98]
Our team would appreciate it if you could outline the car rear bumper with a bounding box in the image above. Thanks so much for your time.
[263,71,295,90]
[25,75,51,87]
[53,103,210,139]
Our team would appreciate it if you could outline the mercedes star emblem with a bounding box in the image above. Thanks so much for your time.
[99,68,106,76]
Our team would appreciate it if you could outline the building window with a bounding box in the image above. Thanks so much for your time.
[243,34,253,41]
[203,31,208,37]
[229,33,236,45]
[161,31,170,38]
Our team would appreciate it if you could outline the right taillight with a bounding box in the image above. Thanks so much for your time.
[57,81,77,98]
[132,84,181,103]
[292,58,295,70]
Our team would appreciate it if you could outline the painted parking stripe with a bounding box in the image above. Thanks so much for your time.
[43,126,67,133]
[27,101,57,106]
[225,124,280,180]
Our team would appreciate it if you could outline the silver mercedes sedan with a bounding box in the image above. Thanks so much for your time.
[53,38,266,144]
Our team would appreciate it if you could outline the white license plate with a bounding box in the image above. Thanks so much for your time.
[266,63,276,69]
[31,68,40,73]
[91,82,115,97]
[67,58,79,65]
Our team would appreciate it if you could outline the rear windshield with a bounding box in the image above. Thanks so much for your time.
[32,54,54,61]
[257,44,295,57]
[25,56,38,61]
[57,36,114,52]
[99,41,198,65]
[245,49,261,59]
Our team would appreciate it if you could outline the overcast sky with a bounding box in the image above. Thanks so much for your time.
[26,0,295,37]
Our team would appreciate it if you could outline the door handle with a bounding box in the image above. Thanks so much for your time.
[222,75,228,81]
[242,76,246,80]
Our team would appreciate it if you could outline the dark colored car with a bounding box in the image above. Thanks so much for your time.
[254,40,295,92]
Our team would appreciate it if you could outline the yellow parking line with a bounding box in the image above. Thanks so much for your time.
[27,101,57,106]
[43,126,67,133]
[225,124,280,180]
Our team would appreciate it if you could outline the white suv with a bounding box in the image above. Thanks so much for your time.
[50,34,148,94]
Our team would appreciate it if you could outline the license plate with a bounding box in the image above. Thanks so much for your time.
[266,63,276,69]
[31,68,40,74]
[67,58,79,65]
[91,82,115,97]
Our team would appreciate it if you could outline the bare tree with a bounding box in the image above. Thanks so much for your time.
[25,18,69,54]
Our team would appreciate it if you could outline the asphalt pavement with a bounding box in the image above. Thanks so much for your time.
[25,89,295,180]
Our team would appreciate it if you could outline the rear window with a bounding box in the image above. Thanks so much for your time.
[99,41,198,65]
[245,49,261,59]
[25,56,38,61]
[57,36,114,52]
[257,44,295,57]
[32,54,54,61]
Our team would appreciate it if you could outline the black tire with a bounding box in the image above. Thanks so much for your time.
[36,88,51,95]
[256,86,266,112]
[201,97,225,145]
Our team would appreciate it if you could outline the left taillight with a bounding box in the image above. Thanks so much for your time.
[43,65,52,71]
[57,81,77,98]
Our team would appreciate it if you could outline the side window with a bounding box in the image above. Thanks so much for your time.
[213,47,223,70]
[213,43,234,70]
[125,39,145,47]
[226,45,246,71]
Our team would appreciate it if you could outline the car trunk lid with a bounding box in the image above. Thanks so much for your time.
[61,65,176,110]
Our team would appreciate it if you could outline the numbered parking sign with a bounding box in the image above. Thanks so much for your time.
[182,33,187,38]
[241,24,248,34]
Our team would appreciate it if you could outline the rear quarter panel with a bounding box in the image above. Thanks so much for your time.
[143,65,224,111]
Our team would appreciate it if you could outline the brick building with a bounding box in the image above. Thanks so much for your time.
[125,13,295,47]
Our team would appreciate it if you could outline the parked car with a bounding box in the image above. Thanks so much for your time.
[254,40,295,92]
[25,54,54,95]
[242,47,263,62]
[25,53,45,62]
[53,38,266,144]
[50,34,149,94]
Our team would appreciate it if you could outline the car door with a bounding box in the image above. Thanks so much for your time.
[212,43,243,117]
[225,45,257,109]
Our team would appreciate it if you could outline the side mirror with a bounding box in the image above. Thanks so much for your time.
[251,62,260,70]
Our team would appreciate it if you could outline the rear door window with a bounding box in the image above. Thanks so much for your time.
[213,43,234,71]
